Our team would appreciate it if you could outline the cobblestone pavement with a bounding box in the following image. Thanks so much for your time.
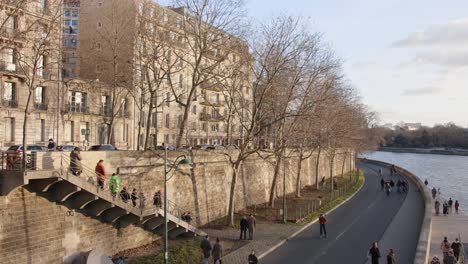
[205,223,301,264]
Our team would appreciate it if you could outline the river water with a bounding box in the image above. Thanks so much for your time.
[362,151,468,210]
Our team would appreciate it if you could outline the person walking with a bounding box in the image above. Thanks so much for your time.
[131,188,138,207]
[387,249,396,264]
[443,201,448,216]
[435,200,440,215]
[69,147,82,176]
[380,178,385,190]
[109,173,120,198]
[451,238,461,261]
[138,192,146,213]
[247,214,256,240]
[448,198,453,214]
[319,214,327,238]
[432,187,437,199]
[321,176,326,190]
[369,242,381,264]
[454,200,459,214]
[95,160,106,190]
[248,250,258,264]
[240,216,248,240]
[385,182,391,196]
[200,235,212,264]
[119,187,130,203]
[212,238,223,264]
[440,237,451,258]
[444,249,456,264]
[424,179,429,186]
[153,190,162,209]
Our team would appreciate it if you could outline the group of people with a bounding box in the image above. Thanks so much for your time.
[380,178,407,196]
[368,242,396,264]
[432,237,462,264]
[239,214,257,240]
[108,170,147,209]
[200,235,258,264]
[432,188,460,216]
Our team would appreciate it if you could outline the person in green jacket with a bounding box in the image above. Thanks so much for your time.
[109,173,120,198]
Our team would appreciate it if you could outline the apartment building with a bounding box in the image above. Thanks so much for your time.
[77,0,253,149]
[0,0,132,150]
[62,0,80,78]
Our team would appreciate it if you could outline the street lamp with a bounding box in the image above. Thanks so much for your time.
[163,146,192,264]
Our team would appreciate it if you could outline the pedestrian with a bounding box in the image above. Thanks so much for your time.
[69,147,82,176]
[451,238,461,261]
[424,179,429,186]
[120,186,130,203]
[440,237,450,258]
[443,201,448,216]
[448,198,453,214]
[153,190,162,209]
[319,214,327,238]
[200,235,212,264]
[212,238,223,264]
[321,176,326,190]
[380,178,385,190]
[369,242,381,264]
[389,179,395,189]
[435,200,440,215]
[109,173,120,198]
[138,192,146,212]
[430,256,441,264]
[454,200,459,214]
[131,188,138,207]
[385,182,391,196]
[432,187,437,199]
[387,249,396,264]
[95,160,106,190]
[379,168,382,176]
[248,250,258,264]
[444,249,456,264]
[240,215,248,240]
[185,212,192,223]
[47,138,56,150]
[247,214,256,240]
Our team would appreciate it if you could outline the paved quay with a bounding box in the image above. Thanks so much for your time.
[429,193,468,262]
[214,162,424,264]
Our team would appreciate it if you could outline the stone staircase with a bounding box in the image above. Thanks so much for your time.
[0,153,205,239]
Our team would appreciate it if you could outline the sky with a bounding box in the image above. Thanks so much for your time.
[242,0,468,127]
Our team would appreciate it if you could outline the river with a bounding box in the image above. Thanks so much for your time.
[362,151,468,210]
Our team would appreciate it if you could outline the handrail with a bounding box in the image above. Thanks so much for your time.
[459,234,466,264]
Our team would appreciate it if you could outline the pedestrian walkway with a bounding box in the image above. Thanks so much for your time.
[429,193,468,263]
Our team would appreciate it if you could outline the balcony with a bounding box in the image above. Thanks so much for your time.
[200,100,224,107]
[118,110,131,118]
[64,103,87,114]
[2,99,18,108]
[34,102,48,111]
[199,112,225,122]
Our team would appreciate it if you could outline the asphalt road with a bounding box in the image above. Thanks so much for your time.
[261,162,424,264]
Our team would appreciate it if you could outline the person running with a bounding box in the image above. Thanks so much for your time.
[424,179,429,186]
[369,242,381,264]
[454,200,459,214]
[451,238,461,261]
[448,198,453,214]
[432,187,437,199]
[435,200,440,215]
[387,249,396,264]
[380,178,385,190]
[319,214,327,238]
[440,237,451,258]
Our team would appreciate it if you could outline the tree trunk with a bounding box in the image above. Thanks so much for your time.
[227,162,240,226]
[143,98,153,150]
[22,91,33,169]
[268,155,282,208]
[315,147,321,190]
[295,150,303,197]
[330,154,335,192]
[136,120,142,151]
[106,119,114,145]
[176,101,191,148]
[341,153,346,177]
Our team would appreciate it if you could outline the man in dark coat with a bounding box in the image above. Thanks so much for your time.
[248,250,258,264]
[212,238,223,264]
[451,238,461,261]
[200,235,212,264]
[240,216,248,240]
[247,214,256,240]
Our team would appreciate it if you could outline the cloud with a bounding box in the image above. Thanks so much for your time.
[392,18,468,48]
[401,86,442,96]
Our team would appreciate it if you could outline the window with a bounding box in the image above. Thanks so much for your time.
[39,0,46,10]
[2,48,15,64]
[65,10,71,17]
[164,134,169,144]
[191,121,197,131]
[211,108,217,118]
[211,124,219,132]
[202,123,207,132]
[72,20,78,27]
[96,64,103,73]
[40,119,46,142]
[121,123,126,142]
[72,10,78,17]
[165,114,170,128]
[120,98,127,116]
[3,82,15,102]
[101,95,110,115]
[166,92,170,107]
[216,94,220,104]
[68,91,87,112]
[34,86,45,104]
[5,118,15,142]
[192,105,197,114]
[177,115,183,128]
[65,19,71,26]
[151,112,157,128]
[139,111,146,127]
[36,55,45,77]
[5,16,16,34]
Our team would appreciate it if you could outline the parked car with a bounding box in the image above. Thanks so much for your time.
[5,144,49,153]
[4,144,48,168]
[56,145,76,152]
[193,144,211,150]
[88,144,118,151]
[177,145,192,151]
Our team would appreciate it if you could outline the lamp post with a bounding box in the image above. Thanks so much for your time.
[163,146,192,264]
[282,145,286,224]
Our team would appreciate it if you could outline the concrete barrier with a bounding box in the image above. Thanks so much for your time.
[360,159,432,264]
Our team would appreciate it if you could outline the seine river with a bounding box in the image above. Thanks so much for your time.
[363,151,468,210]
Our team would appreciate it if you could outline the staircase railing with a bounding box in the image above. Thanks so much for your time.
[459,234,466,264]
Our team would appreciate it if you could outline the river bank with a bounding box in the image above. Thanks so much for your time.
[379,147,468,156]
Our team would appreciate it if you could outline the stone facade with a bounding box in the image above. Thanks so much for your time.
[0,149,353,263]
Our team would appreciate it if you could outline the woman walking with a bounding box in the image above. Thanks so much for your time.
[369,242,381,264]
[69,147,82,176]
[387,249,396,264]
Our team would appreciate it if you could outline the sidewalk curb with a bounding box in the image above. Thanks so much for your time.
[258,174,366,260]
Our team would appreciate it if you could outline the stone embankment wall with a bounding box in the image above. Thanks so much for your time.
[0,149,354,263]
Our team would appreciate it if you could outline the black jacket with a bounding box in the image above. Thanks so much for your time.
[200,238,212,258]
[248,254,258,264]
[240,219,248,230]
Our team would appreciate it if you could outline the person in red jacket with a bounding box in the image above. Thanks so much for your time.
[319,214,327,238]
